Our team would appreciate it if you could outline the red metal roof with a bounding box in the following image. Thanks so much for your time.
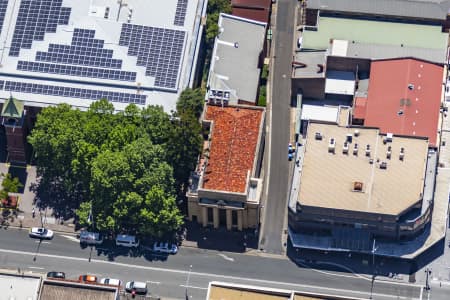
[353,97,367,120]
[363,58,443,147]
[232,0,271,23]
[203,105,263,193]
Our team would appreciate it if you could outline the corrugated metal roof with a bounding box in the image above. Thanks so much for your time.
[307,0,450,20]
[345,42,447,64]
[364,58,444,147]
[208,14,266,104]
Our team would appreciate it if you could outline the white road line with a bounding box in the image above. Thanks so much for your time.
[61,235,80,243]
[146,281,161,285]
[28,266,44,270]
[419,287,423,300]
[35,241,51,244]
[0,247,423,299]
[217,253,235,262]
[180,284,208,290]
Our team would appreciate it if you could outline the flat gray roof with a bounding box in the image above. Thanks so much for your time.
[293,51,327,78]
[208,13,266,104]
[298,123,429,215]
[40,280,118,300]
[0,273,41,300]
[344,41,447,64]
[307,0,450,20]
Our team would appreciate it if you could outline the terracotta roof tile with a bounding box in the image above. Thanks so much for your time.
[203,105,263,193]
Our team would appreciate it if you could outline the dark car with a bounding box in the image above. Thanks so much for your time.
[47,271,65,279]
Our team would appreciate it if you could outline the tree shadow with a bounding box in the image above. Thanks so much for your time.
[30,180,80,221]
[7,165,28,194]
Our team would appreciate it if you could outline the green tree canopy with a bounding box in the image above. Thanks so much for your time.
[29,97,202,237]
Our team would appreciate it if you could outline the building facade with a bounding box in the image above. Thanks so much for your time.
[187,104,265,231]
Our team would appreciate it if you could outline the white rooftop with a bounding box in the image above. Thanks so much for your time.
[0,273,41,300]
[325,70,355,95]
[301,104,339,123]
[0,0,206,111]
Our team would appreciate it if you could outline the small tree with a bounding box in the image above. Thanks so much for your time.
[0,173,23,208]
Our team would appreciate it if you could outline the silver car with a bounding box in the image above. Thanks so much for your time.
[29,227,54,239]
[153,242,178,254]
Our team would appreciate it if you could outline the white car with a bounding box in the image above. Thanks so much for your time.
[29,227,54,239]
[100,278,122,286]
[153,242,178,254]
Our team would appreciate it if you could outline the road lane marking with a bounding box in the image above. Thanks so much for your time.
[61,235,80,243]
[146,281,161,285]
[217,254,234,262]
[419,287,423,300]
[28,266,44,270]
[35,241,51,244]
[296,259,369,281]
[180,284,208,290]
[0,247,423,299]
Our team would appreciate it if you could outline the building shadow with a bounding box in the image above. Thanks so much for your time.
[0,127,7,163]
[184,221,258,253]
[285,239,435,280]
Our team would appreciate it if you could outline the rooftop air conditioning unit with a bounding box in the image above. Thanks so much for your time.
[386,133,393,142]
[365,144,371,157]
[380,162,387,169]
[328,138,336,153]
[399,147,405,161]
[315,132,322,140]
[353,143,358,155]
[343,142,349,154]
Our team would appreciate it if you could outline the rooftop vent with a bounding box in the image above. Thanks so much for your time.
[386,150,391,159]
[399,147,405,161]
[380,162,387,169]
[234,42,239,48]
[365,144,371,157]
[328,138,336,153]
[315,132,323,140]
[408,83,414,90]
[353,181,363,192]
[354,130,360,137]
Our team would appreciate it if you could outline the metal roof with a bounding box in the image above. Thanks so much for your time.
[0,0,205,112]
[307,0,450,20]
[208,14,266,104]
[302,17,448,50]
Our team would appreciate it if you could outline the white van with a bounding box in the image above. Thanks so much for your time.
[115,234,139,248]
[79,231,103,245]
[125,281,147,294]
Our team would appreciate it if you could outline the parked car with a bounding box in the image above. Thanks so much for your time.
[79,231,103,245]
[47,271,65,279]
[100,278,122,286]
[79,275,98,283]
[115,234,139,248]
[125,281,148,294]
[153,242,178,254]
[29,227,54,240]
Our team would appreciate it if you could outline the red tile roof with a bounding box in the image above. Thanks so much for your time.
[203,105,263,193]
[232,0,271,23]
[363,58,443,147]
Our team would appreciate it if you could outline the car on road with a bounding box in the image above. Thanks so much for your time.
[100,278,122,286]
[47,271,65,279]
[125,281,147,295]
[79,231,103,245]
[153,242,178,254]
[29,227,54,240]
[79,274,98,283]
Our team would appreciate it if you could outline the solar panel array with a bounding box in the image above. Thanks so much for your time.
[2,81,146,105]
[0,0,8,36]
[9,0,71,56]
[119,23,185,89]
[174,0,188,26]
[35,29,123,69]
[17,61,137,82]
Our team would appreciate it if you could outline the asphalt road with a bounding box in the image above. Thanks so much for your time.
[0,229,431,299]
[260,0,297,255]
